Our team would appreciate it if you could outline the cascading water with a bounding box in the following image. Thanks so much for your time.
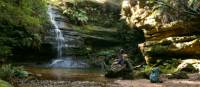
[47,5,88,68]
[48,6,65,58]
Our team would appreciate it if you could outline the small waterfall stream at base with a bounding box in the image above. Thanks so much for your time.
[47,5,88,68]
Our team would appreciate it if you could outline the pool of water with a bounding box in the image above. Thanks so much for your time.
[24,66,112,82]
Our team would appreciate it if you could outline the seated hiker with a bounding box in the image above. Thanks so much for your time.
[105,49,133,79]
[118,49,128,65]
[111,49,129,70]
[112,49,128,65]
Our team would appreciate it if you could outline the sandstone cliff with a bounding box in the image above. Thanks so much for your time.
[121,0,200,64]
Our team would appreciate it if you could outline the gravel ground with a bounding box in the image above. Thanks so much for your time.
[15,73,200,87]
[16,79,200,87]
[115,79,200,87]
[16,80,121,87]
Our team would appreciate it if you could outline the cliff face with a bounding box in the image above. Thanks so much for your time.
[121,0,200,64]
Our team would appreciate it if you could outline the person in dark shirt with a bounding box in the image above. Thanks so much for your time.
[117,49,133,79]
[117,49,127,65]
[105,49,133,79]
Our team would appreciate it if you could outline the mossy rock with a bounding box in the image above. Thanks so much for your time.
[168,71,189,79]
[0,80,13,87]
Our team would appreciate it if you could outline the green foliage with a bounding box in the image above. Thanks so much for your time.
[0,65,29,81]
[14,67,29,78]
[56,0,120,27]
[0,79,13,87]
[151,0,200,23]
[159,65,177,74]
[143,65,154,74]
[63,8,88,25]
[143,59,179,74]
[96,49,116,57]
[0,65,15,81]
[0,0,48,58]
[0,46,12,58]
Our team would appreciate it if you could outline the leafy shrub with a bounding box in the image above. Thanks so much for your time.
[143,65,154,74]
[143,59,179,74]
[0,0,48,59]
[0,65,29,81]
[0,46,11,58]
[0,65,15,81]
[63,8,88,25]
[150,0,200,23]
[55,0,120,27]
[0,79,13,87]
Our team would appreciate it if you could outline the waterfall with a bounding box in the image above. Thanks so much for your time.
[48,6,65,58]
[47,5,88,68]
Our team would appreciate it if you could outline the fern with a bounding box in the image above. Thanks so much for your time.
[153,0,200,23]
[63,7,88,25]
[0,65,29,81]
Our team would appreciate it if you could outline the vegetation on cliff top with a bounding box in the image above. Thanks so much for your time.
[0,0,48,60]
[121,0,200,29]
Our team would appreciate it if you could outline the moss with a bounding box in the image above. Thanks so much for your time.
[72,25,121,47]
[159,65,177,74]
[143,65,154,74]
[143,60,179,74]
[96,49,116,56]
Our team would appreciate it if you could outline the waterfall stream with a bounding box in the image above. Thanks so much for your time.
[48,6,65,58]
[47,5,87,68]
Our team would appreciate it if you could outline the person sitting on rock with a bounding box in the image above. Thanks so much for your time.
[114,49,128,65]
[105,49,133,79]
[111,49,129,70]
